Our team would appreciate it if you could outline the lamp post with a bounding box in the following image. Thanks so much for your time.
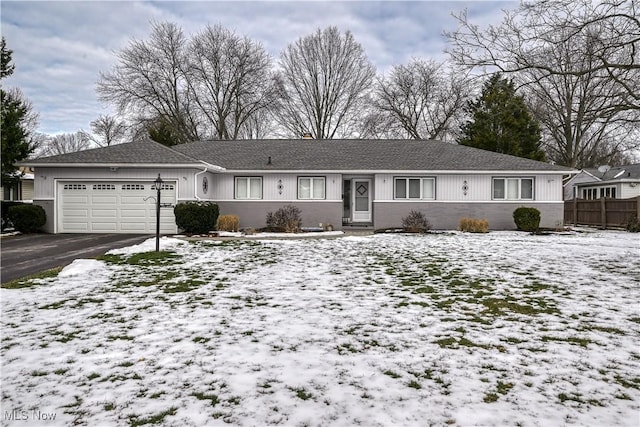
[154,174,163,252]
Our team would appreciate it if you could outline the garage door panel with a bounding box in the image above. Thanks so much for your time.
[120,223,148,232]
[59,180,178,234]
[63,195,89,204]
[63,209,89,218]
[62,222,89,231]
[92,209,117,218]
[92,223,118,232]
[92,195,118,204]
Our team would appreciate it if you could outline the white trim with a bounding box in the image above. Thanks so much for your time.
[223,169,572,175]
[215,199,341,203]
[25,163,202,168]
[373,200,566,204]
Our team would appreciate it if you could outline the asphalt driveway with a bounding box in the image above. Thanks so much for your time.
[1,233,151,283]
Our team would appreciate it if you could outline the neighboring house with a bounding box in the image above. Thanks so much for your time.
[21,139,574,234]
[564,164,640,200]
[1,167,35,202]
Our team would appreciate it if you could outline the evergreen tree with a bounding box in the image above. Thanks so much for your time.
[459,74,545,161]
[1,37,37,186]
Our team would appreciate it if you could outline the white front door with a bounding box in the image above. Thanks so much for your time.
[352,179,371,222]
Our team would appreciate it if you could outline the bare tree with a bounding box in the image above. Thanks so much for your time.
[39,132,91,157]
[97,21,199,144]
[445,0,640,167]
[84,114,128,147]
[375,59,472,141]
[185,25,274,140]
[273,26,376,139]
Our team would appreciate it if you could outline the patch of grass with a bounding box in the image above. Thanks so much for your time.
[87,372,101,380]
[291,387,313,401]
[117,361,134,368]
[407,380,422,389]
[541,335,592,347]
[31,370,47,377]
[193,336,210,344]
[558,392,584,404]
[39,299,70,310]
[413,286,435,294]
[1,267,63,288]
[614,375,640,390]
[104,401,116,411]
[481,297,558,316]
[128,407,177,426]
[107,334,134,341]
[54,368,69,375]
[99,251,181,266]
[193,391,219,406]
[383,370,401,379]
[483,392,499,403]
[164,279,204,293]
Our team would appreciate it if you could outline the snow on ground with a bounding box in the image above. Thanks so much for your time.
[1,230,639,426]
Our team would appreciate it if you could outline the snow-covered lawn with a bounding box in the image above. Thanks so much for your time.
[1,230,639,426]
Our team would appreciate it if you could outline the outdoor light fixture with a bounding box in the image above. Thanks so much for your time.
[154,174,163,252]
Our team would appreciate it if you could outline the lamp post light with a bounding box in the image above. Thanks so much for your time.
[154,174,163,252]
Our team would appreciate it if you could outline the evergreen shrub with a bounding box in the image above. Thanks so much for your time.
[174,201,219,234]
[7,204,46,233]
[513,207,541,232]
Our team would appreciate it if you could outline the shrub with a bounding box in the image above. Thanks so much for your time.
[7,204,46,233]
[624,215,640,232]
[1,201,25,230]
[217,214,240,232]
[401,210,432,233]
[265,205,301,233]
[174,201,219,234]
[459,218,489,233]
[513,207,541,232]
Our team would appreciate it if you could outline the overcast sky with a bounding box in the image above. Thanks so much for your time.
[1,1,513,136]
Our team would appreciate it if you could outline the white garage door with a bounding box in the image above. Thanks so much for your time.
[58,181,177,234]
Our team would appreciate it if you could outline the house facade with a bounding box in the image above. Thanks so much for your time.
[564,164,640,200]
[22,139,574,233]
[1,168,35,202]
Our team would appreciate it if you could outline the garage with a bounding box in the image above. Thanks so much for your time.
[57,180,177,234]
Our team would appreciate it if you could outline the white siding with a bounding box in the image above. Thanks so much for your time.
[375,173,564,202]
[35,167,197,200]
[620,182,640,199]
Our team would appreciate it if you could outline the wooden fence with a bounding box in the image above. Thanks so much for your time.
[564,196,640,228]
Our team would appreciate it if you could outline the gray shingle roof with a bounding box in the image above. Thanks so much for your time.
[24,139,199,165]
[173,139,573,172]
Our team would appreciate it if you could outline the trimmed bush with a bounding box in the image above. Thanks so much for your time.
[1,201,25,230]
[459,218,489,233]
[7,204,46,233]
[401,210,432,233]
[266,205,301,233]
[174,201,219,234]
[513,207,541,232]
[217,214,240,232]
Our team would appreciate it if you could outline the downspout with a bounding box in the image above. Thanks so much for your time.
[195,161,226,201]
[194,166,207,201]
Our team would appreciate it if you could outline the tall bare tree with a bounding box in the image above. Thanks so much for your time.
[39,132,91,157]
[446,0,640,168]
[186,25,274,140]
[273,26,376,139]
[84,114,128,147]
[97,22,199,144]
[375,59,472,141]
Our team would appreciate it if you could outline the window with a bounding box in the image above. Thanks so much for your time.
[63,184,86,190]
[151,183,174,190]
[298,177,325,199]
[93,184,115,190]
[122,184,145,190]
[492,178,533,200]
[394,177,435,200]
[235,177,262,199]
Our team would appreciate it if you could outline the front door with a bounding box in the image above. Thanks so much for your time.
[352,179,371,222]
